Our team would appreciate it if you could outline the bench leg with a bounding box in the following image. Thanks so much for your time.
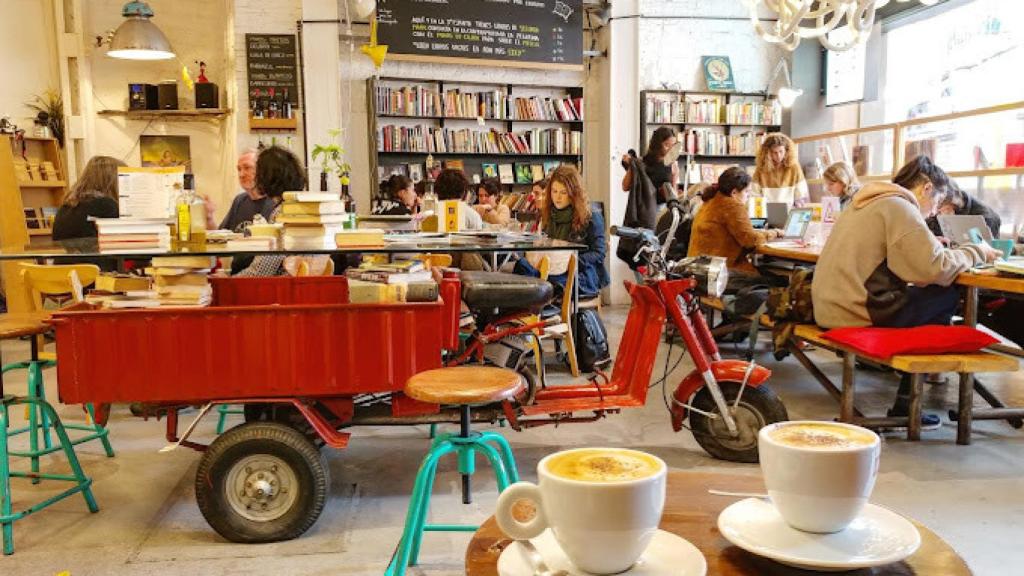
[907,374,923,441]
[957,373,973,445]
[840,352,856,423]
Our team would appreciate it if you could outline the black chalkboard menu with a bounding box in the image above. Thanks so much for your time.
[376,0,583,70]
[245,34,299,105]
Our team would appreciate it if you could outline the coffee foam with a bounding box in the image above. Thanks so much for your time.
[546,449,661,483]
[768,423,876,450]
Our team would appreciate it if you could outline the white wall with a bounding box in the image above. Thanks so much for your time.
[0,1,59,132]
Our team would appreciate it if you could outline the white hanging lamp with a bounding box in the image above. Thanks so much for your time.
[106,1,175,60]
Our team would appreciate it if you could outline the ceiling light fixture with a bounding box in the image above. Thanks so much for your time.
[745,0,939,53]
[767,59,803,108]
[105,1,175,60]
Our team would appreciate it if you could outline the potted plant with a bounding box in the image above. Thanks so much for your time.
[25,90,64,147]
[311,128,352,193]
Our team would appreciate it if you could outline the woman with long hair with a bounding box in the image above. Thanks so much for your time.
[822,161,861,210]
[621,126,679,205]
[372,174,419,215]
[516,165,608,296]
[52,156,126,240]
[752,133,808,208]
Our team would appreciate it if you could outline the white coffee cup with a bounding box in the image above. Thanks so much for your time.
[495,447,666,575]
[759,421,881,533]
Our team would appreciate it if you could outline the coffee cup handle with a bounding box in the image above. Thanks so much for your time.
[495,482,547,541]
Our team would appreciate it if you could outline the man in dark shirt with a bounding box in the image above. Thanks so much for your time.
[219,149,274,232]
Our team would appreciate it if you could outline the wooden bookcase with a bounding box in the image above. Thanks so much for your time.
[367,77,584,212]
[0,135,67,312]
[640,90,782,188]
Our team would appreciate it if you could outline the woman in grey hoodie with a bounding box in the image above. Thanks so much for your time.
[813,156,999,425]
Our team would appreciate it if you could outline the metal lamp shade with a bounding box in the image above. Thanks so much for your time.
[107,16,175,60]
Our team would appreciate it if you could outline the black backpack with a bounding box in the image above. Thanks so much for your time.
[573,309,611,373]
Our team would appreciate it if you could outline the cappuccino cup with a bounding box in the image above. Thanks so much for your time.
[759,421,880,533]
[495,448,666,574]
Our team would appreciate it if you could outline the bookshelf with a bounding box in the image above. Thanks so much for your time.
[0,135,67,312]
[368,77,584,216]
[640,90,782,188]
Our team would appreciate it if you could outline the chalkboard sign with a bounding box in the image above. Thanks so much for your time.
[245,34,299,105]
[377,0,583,70]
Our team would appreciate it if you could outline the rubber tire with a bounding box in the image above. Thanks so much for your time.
[195,421,329,543]
[689,381,788,463]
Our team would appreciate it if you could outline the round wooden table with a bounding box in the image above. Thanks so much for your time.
[465,471,972,576]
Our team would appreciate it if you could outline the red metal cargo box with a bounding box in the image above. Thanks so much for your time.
[51,301,445,405]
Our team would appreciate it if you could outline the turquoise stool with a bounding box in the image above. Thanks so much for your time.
[215,404,245,434]
[385,366,525,576]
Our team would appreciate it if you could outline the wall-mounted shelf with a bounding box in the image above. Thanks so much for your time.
[98,109,232,121]
[249,116,299,131]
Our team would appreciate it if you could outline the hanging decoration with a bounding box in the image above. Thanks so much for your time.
[361,16,389,68]
[744,0,939,52]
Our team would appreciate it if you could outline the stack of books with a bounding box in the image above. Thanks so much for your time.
[344,259,438,303]
[146,256,215,307]
[276,192,347,250]
[93,218,171,252]
[335,228,386,248]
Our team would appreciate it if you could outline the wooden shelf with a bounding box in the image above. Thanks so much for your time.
[99,109,231,121]
[249,117,298,130]
[18,180,66,188]
[378,151,581,158]
[28,229,52,237]
[378,113,582,124]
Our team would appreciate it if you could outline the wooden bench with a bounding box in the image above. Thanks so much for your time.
[790,324,1019,443]
[699,296,775,335]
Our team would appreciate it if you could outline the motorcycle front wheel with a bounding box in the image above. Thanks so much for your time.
[689,381,788,463]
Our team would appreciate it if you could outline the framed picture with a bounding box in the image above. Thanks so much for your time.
[140,135,192,171]
[702,56,735,92]
[514,163,533,185]
[481,163,498,179]
[444,159,465,171]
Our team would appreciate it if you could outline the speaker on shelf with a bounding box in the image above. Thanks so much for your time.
[157,82,178,110]
[195,83,219,109]
[128,84,158,110]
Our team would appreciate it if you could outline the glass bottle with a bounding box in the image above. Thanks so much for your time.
[176,175,194,243]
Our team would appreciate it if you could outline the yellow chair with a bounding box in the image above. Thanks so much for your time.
[532,254,580,377]
[12,263,114,458]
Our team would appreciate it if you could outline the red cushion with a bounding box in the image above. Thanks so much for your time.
[821,325,998,359]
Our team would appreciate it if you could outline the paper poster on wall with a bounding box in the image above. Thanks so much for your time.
[140,135,192,172]
[702,56,735,92]
[117,167,186,219]
[825,27,867,106]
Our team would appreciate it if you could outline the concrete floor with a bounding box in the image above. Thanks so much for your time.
[1,306,1022,575]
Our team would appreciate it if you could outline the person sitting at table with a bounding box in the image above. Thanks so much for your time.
[234,146,330,277]
[52,155,126,240]
[514,165,609,297]
[687,167,783,278]
[434,168,483,230]
[925,181,1001,240]
[752,133,809,208]
[823,161,861,211]
[219,149,275,232]
[372,174,419,216]
[812,155,999,427]
[473,178,511,226]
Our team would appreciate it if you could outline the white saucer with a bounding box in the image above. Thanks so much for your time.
[497,529,707,576]
[717,498,921,572]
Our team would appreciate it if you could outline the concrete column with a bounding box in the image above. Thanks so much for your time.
[301,0,342,190]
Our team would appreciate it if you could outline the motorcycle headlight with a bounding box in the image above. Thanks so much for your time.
[672,256,729,298]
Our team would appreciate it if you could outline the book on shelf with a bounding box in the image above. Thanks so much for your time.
[347,279,407,304]
[359,259,425,272]
[150,256,216,269]
[276,213,349,225]
[498,163,515,184]
[543,160,560,176]
[514,163,534,185]
[530,164,545,183]
[335,229,386,248]
[685,98,723,124]
[510,95,583,122]
[481,163,498,179]
[283,224,345,238]
[408,163,424,183]
[95,273,152,292]
[345,267,433,284]
[281,192,341,203]
[282,235,336,250]
[282,201,346,215]
[644,94,686,124]
[376,125,582,155]
[226,236,278,251]
[444,159,465,171]
[152,272,210,288]
[725,100,781,125]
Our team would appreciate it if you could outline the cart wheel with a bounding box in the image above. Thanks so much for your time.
[195,421,329,543]
[689,381,788,464]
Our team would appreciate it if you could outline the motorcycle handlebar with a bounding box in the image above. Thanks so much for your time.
[611,226,643,240]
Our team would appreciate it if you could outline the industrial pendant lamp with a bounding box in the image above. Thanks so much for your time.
[745,0,940,52]
[106,1,175,60]
[767,59,803,108]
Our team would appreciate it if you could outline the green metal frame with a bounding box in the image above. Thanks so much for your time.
[384,428,519,576]
[1,394,99,555]
[215,404,245,434]
[2,361,114,473]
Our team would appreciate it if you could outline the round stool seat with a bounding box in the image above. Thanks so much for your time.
[0,313,51,341]
[405,366,525,406]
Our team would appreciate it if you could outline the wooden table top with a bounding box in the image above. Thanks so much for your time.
[756,244,1024,295]
[465,471,971,576]
[0,312,52,339]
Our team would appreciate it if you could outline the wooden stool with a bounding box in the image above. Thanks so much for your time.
[385,367,525,576]
[0,314,101,555]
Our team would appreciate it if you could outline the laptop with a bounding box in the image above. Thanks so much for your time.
[768,208,813,243]
[766,202,789,229]
[937,215,993,246]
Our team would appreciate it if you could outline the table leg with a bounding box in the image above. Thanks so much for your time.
[840,352,856,423]
[964,286,979,326]
[957,372,973,445]
[908,373,923,441]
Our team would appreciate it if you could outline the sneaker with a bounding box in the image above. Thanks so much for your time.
[885,407,942,431]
